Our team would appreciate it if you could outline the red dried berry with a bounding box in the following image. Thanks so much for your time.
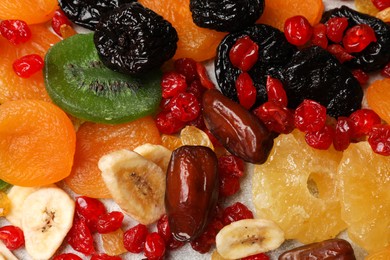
[52,9,72,37]
[284,15,313,46]
[155,110,186,134]
[371,0,390,10]
[222,202,254,226]
[159,97,172,111]
[12,54,44,78]
[311,23,328,49]
[187,79,206,101]
[75,196,107,232]
[242,253,270,260]
[96,211,124,234]
[0,226,24,250]
[349,109,382,139]
[218,155,245,178]
[144,232,166,260]
[170,92,201,122]
[352,69,369,85]
[305,125,334,150]
[123,224,149,254]
[266,76,288,107]
[90,254,121,260]
[229,36,259,71]
[196,62,215,89]
[188,113,206,130]
[190,218,223,254]
[156,214,184,250]
[53,253,83,260]
[253,101,295,134]
[325,17,349,43]
[174,58,198,83]
[0,19,31,45]
[343,24,377,53]
[381,62,390,78]
[333,117,353,151]
[327,44,354,64]
[368,124,390,156]
[67,218,95,255]
[219,176,241,197]
[161,71,187,99]
[235,72,257,110]
[294,99,327,133]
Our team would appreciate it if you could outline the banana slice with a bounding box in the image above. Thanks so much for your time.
[0,241,18,260]
[216,219,285,259]
[133,143,172,173]
[99,149,166,225]
[21,187,75,259]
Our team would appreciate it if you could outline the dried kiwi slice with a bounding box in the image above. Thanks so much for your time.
[44,33,162,124]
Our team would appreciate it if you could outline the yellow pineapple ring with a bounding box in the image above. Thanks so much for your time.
[252,130,346,244]
[338,142,390,253]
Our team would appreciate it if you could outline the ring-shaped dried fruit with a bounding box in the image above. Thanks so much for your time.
[94,2,178,75]
[190,0,265,32]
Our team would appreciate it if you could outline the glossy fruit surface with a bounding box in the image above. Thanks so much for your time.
[0,0,57,24]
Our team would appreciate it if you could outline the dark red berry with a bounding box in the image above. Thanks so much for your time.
[368,124,390,156]
[294,99,327,133]
[327,44,354,64]
[229,36,259,71]
[90,254,121,260]
[352,69,369,85]
[266,76,288,107]
[305,125,334,150]
[144,232,166,260]
[0,226,24,250]
[196,62,214,89]
[0,20,31,45]
[53,253,83,260]
[170,92,201,122]
[284,15,313,46]
[380,62,390,78]
[52,9,72,37]
[333,117,353,151]
[13,54,44,78]
[159,97,173,111]
[123,224,148,254]
[343,24,377,53]
[349,109,382,139]
[218,155,245,178]
[371,0,390,10]
[96,211,124,234]
[235,72,257,110]
[219,176,241,197]
[253,101,295,134]
[75,196,107,232]
[190,218,223,254]
[222,202,254,226]
[187,79,206,101]
[325,17,349,43]
[242,253,270,260]
[155,110,186,134]
[174,58,198,83]
[156,214,184,250]
[67,218,95,255]
[311,23,328,49]
[161,71,187,99]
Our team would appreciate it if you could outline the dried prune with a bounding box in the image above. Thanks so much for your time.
[94,3,178,75]
[322,5,390,72]
[215,24,296,108]
[58,0,136,30]
[281,46,363,117]
[190,0,265,32]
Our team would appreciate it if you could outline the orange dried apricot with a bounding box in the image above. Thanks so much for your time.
[0,0,57,24]
[366,78,390,124]
[0,100,76,186]
[65,116,161,198]
[101,229,127,256]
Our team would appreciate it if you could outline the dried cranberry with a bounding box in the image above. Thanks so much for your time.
[242,253,270,260]
[187,79,206,101]
[12,54,44,78]
[266,76,288,107]
[381,62,390,78]
[325,17,349,43]
[53,253,83,260]
[0,20,31,45]
[229,36,259,71]
[305,125,334,150]
[188,112,206,130]
[75,196,107,232]
[190,218,223,254]
[144,232,166,260]
[52,9,72,37]
[90,254,121,260]
[368,124,390,156]
[170,92,201,122]
[352,69,369,85]
[349,109,382,139]
[156,214,184,250]
[253,101,295,134]
[333,117,353,151]
[174,58,198,83]
[222,202,254,226]
[294,99,327,133]
[123,224,148,253]
[218,155,245,178]
[159,97,172,111]
[311,23,328,49]
[67,217,95,255]
[235,72,257,109]
[161,72,187,99]
[343,24,377,53]
[96,211,124,234]
[371,0,390,10]
[284,15,313,46]
[0,226,24,250]
[155,110,186,134]
[219,176,241,197]
[327,44,354,64]
[196,62,215,89]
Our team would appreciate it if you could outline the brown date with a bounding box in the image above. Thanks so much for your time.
[165,145,219,242]
[279,238,356,260]
[202,89,273,164]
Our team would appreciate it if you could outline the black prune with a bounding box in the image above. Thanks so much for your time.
[58,0,136,30]
[322,5,390,72]
[281,46,363,117]
[215,24,296,108]
[190,0,264,32]
[94,2,178,75]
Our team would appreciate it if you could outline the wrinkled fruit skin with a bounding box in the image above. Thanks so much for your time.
[215,24,296,107]
[190,0,264,32]
[94,2,178,75]
[281,46,363,117]
[322,6,390,72]
[165,146,219,242]
[58,0,136,30]
[202,89,274,164]
[279,239,356,260]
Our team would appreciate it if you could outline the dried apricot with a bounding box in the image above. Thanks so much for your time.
[101,229,127,256]
[0,0,57,24]
[0,100,76,186]
[65,116,161,198]
[366,78,390,124]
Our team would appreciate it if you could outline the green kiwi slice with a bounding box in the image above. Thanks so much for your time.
[44,33,162,124]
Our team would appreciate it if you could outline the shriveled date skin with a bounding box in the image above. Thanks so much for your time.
[202,89,273,164]
[165,145,219,242]
[279,239,356,260]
